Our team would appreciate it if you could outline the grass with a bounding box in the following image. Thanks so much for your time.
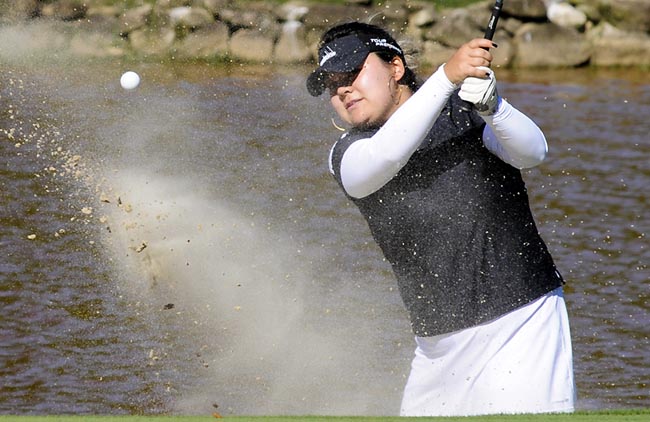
[1,410,650,422]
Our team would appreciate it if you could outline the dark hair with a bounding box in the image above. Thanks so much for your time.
[319,22,420,92]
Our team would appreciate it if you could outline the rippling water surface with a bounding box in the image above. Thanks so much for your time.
[1,32,648,415]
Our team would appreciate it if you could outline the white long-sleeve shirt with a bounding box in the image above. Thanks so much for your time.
[330,65,548,199]
[326,65,563,337]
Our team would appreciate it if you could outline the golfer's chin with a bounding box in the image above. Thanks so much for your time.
[355,117,386,131]
[345,113,385,131]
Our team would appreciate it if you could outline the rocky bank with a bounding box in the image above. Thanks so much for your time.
[2,0,650,68]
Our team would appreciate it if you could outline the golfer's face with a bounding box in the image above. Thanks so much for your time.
[329,53,400,128]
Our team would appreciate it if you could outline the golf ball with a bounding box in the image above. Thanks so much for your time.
[120,71,140,90]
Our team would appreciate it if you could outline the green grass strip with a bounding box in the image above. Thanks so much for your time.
[1,410,650,422]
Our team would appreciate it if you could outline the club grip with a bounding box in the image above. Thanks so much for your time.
[484,0,503,41]
[460,0,503,112]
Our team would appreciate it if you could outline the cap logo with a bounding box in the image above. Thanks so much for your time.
[370,38,402,54]
[320,46,337,66]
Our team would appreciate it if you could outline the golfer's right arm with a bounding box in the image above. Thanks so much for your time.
[338,66,456,199]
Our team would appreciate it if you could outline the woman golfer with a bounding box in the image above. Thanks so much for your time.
[306,22,576,416]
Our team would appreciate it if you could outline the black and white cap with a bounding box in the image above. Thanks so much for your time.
[306,32,405,96]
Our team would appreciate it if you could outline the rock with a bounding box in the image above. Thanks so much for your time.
[274,21,312,63]
[594,37,650,67]
[302,3,370,30]
[120,4,153,36]
[199,0,230,16]
[600,0,650,33]
[168,6,214,30]
[173,21,229,59]
[129,27,176,56]
[546,1,587,29]
[156,0,193,7]
[75,9,121,35]
[491,30,514,68]
[424,8,482,48]
[0,0,40,22]
[502,0,547,20]
[230,28,275,62]
[471,2,496,29]
[575,2,602,25]
[421,40,456,68]
[371,1,410,32]
[503,16,524,35]
[69,31,125,57]
[48,0,88,21]
[514,22,591,67]
[220,8,274,31]
[3,0,648,68]
[588,22,650,67]
[219,8,254,28]
[87,5,122,19]
[276,2,310,22]
[409,6,436,28]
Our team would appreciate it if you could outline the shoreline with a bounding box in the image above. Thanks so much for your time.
[2,0,650,70]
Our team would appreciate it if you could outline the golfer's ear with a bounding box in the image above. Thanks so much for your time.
[391,56,406,82]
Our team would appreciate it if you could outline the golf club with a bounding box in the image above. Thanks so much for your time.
[461,0,504,111]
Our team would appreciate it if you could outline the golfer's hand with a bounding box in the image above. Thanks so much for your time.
[458,66,500,115]
[444,38,495,85]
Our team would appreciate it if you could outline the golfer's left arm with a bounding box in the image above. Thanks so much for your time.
[481,99,548,169]
[459,69,548,169]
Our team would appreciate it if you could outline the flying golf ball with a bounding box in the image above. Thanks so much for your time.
[120,71,140,90]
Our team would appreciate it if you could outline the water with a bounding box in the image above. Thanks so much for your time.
[1,24,648,415]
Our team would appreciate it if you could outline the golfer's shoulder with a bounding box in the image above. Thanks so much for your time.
[329,128,376,176]
[332,127,376,155]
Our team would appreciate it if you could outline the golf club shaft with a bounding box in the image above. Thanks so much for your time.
[484,0,504,42]
[460,0,504,111]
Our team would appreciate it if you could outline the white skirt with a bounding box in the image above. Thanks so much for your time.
[400,287,576,416]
